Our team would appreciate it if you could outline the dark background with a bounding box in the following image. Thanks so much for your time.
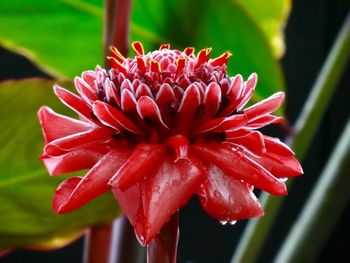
[1,0,349,262]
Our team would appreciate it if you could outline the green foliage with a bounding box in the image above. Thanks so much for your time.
[0,79,120,249]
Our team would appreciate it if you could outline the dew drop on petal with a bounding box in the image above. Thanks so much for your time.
[280,177,288,182]
[229,220,237,225]
[220,220,228,225]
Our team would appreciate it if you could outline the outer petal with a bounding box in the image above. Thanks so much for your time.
[109,143,167,191]
[246,114,284,129]
[191,143,287,195]
[243,92,285,121]
[198,164,263,221]
[44,128,112,156]
[227,130,266,155]
[134,155,205,244]
[38,106,91,143]
[247,151,303,178]
[112,184,141,225]
[53,148,132,214]
[194,114,247,134]
[235,73,257,110]
[42,145,109,175]
[53,85,92,121]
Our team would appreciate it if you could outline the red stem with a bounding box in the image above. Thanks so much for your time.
[104,0,132,59]
[83,224,113,263]
[84,1,138,263]
[147,212,180,263]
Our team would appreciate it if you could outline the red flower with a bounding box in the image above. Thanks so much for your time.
[38,42,302,245]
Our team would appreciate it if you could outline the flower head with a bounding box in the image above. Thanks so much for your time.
[38,42,302,245]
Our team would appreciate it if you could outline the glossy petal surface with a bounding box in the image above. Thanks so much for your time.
[135,154,204,244]
[198,164,263,221]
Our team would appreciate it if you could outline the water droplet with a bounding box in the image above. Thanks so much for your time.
[220,220,228,225]
[229,220,237,225]
[280,177,288,182]
[136,234,145,244]
[214,190,221,199]
[229,195,236,204]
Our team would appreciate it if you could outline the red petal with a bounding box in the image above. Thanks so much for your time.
[44,128,112,156]
[74,77,97,105]
[38,106,91,143]
[219,75,244,117]
[236,73,257,110]
[247,150,303,178]
[135,155,205,244]
[242,136,303,177]
[191,143,287,195]
[196,48,212,67]
[109,143,167,191]
[121,89,137,112]
[203,82,222,118]
[247,115,284,129]
[264,136,295,156]
[104,78,121,107]
[244,92,285,121]
[53,148,132,214]
[176,83,201,135]
[54,85,92,121]
[159,43,170,50]
[198,164,263,221]
[210,51,232,67]
[136,84,154,99]
[136,96,169,129]
[227,130,266,155]
[211,114,247,133]
[194,114,247,134]
[110,46,126,63]
[184,47,195,56]
[112,184,140,225]
[155,83,175,106]
[132,41,145,56]
[108,57,127,74]
[82,70,97,88]
[93,101,143,134]
[42,145,109,175]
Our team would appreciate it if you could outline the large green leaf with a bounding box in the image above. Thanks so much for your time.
[0,0,104,79]
[0,79,120,249]
[234,0,291,58]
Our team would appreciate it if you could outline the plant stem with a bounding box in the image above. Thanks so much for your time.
[147,212,180,263]
[104,0,132,59]
[84,1,139,263]
[231,12,350,263]
[275,120,350,262]
[83,224,113,263]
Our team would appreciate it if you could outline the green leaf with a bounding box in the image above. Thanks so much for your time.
[234,0,291,58]
[131,0,285,103]
[0,79,120,249]
[0,0,104,79]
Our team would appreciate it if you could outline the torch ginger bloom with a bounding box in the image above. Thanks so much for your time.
[38,42,302,246]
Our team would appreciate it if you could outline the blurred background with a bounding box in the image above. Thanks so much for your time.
[0,0,349,262]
